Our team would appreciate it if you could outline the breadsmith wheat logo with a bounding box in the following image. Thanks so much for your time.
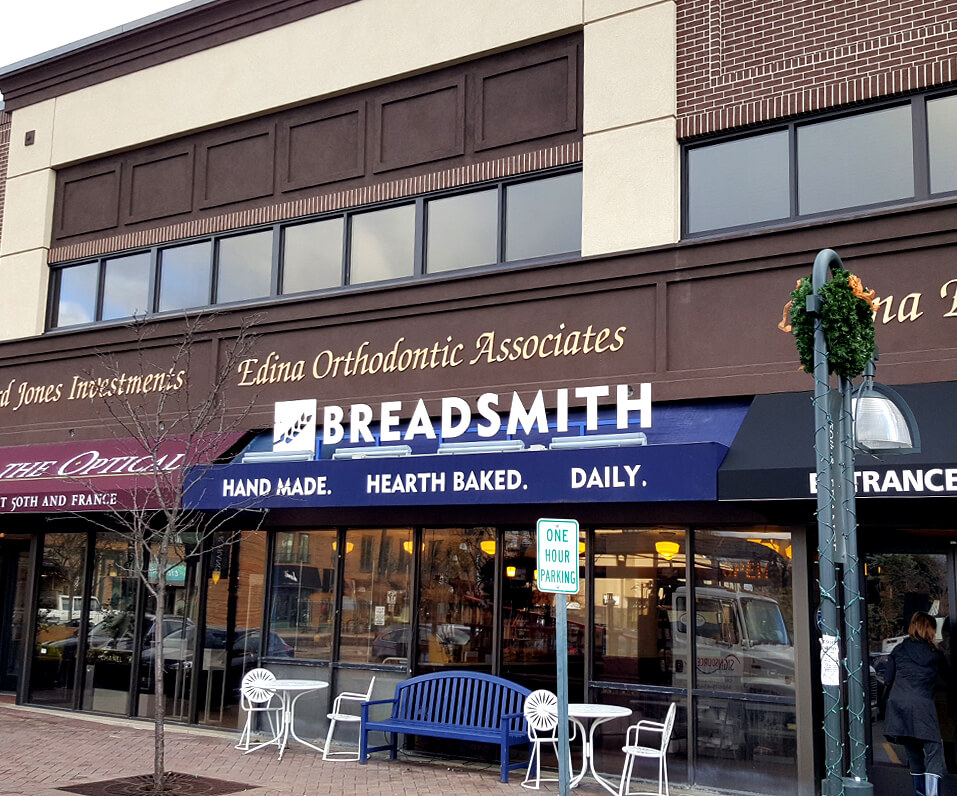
[273,399,317,454]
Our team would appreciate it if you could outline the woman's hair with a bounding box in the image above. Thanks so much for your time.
[908,611,938,646]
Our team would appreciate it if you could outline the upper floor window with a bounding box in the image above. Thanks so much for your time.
[683,90,957,236]
[48,169,582,330]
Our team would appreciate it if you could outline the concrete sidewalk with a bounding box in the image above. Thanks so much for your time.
[0,701,733,796]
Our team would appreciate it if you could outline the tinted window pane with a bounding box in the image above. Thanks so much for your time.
[216,230,273,304]
[158,242,212,312]
[592,528,686,687]
[928,94,957,194]
[505,172,582,261]
[687,132,790,232]
[416,528,494,671]
[350,205,415,284]
[269,530,336,660]
[500,527,585,694]
[102,253,150,321]
[798,106,914,214]
[426,189,498,273]
[282,218,344,294]
[56,263,98,327]
[341,528,413,665]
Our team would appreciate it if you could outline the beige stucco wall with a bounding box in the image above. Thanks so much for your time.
[581,0,678,255]
[0,0,680,340]
[0,169,55,339]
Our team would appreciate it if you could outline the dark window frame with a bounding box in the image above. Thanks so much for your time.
[681,88,957,239]
[46,166,582,332]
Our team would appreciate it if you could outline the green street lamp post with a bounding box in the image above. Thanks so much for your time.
[805,249,919,796]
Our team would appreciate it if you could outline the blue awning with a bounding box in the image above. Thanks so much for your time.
[184,399,749,510]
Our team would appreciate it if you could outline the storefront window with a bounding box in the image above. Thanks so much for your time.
[339,528,412,664]
[138,540,200,721]
[692,529,796,794]
[199,531,268,728]
[416,528,495,670]
[30,532,89,706]
[501,527,585,694]
[592,528,686,687]
[81,533,138,714]
[269,529,336,660]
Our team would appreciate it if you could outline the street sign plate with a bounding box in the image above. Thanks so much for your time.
[536,517,580,594]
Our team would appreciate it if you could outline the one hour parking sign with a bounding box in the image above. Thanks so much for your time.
[536,517,580,593]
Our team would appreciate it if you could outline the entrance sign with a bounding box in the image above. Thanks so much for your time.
[536,518,580,594]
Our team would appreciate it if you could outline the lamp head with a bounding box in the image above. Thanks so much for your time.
[852,364,920,455]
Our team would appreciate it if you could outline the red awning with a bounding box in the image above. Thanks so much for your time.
[0,434,244,514]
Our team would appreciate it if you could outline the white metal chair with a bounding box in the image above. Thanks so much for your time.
[618,701,677,796]
[322,676,376,761]
[235,667,282,753]
[521,689,577,790]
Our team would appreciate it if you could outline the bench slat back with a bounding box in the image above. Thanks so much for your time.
[392,671,530,732]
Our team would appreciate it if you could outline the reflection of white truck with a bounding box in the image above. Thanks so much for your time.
[880,599,946,652]
[665,587,795,759]
[670,587,794,693]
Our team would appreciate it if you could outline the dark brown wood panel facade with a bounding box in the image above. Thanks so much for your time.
[49,34,583,252]
[4,202,957,448]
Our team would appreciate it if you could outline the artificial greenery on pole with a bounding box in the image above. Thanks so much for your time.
[780,272,878,378]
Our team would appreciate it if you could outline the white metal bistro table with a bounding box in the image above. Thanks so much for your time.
[564,703,633,795]
[267,678,330,760]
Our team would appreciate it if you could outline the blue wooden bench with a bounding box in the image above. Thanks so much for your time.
[359,670,531,782]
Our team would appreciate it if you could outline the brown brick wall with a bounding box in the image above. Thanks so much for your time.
[677,0,957,138]
[0,110,10,247]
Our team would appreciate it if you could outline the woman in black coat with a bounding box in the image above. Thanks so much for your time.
[883,611,949,796]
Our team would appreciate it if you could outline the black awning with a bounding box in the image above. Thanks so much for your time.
[718,381,957,500]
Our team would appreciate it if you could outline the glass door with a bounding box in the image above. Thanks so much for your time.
[0,540,30,692]
[30,532,89,706]
[865,546,955,793]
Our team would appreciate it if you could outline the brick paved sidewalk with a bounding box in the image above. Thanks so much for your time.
[0,702,732,796]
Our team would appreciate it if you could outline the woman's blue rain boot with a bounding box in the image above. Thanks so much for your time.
[924,773,940,796]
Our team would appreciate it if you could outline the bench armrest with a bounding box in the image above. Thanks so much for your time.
[361,697,397,722]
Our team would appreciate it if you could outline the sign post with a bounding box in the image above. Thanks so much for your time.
[536,517,580,796]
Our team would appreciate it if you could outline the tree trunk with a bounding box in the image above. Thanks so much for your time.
[153,552,167,793]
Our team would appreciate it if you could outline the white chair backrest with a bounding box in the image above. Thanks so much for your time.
[524,689,559,738]
[241,667,276,705]
[362,676,376,699]
[659,702,678,752]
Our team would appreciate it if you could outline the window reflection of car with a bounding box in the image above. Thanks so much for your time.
[140,626,294,693]
[40,614,183,659]
[371,624,476,663]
